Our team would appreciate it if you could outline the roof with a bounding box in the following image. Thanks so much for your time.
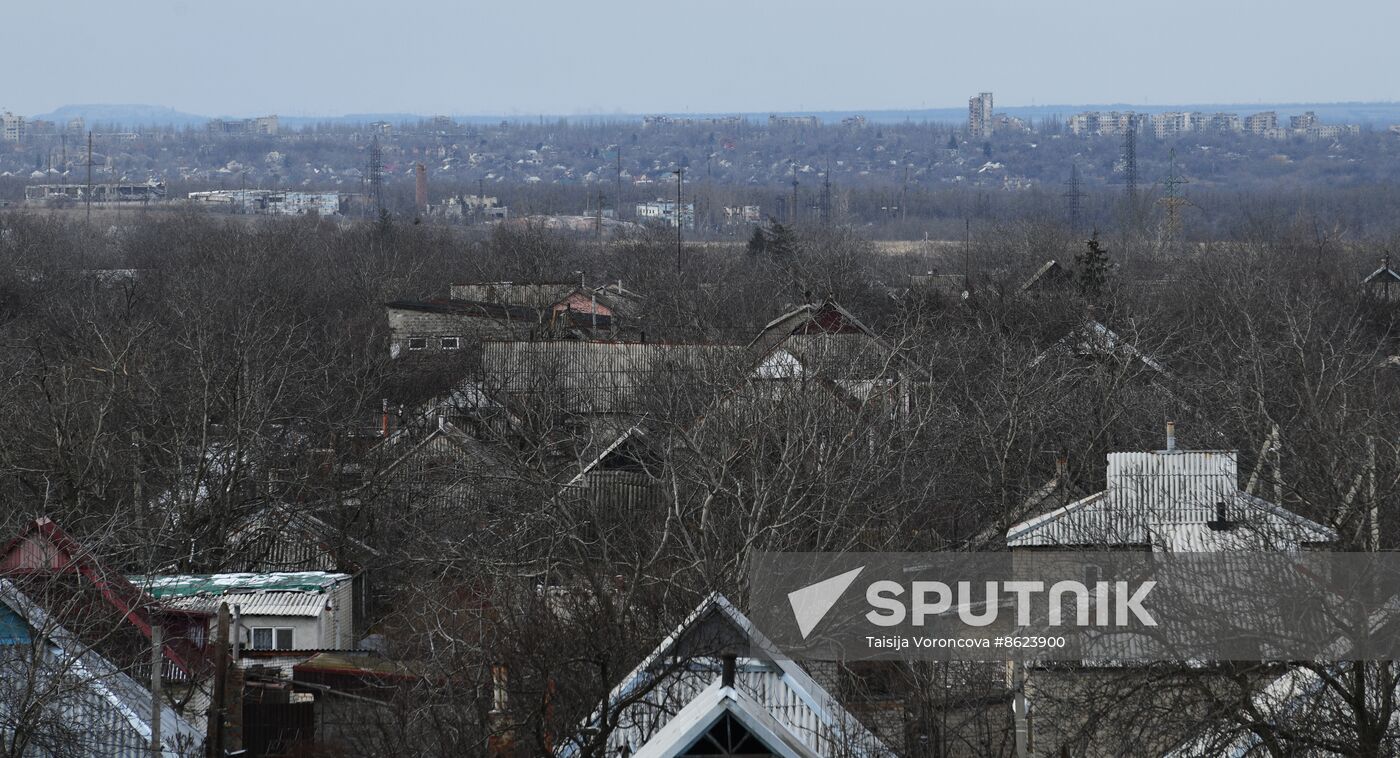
[1362,259,1400,285]
[130,571,351,598]
[156,590,329,617]
[1007,448,1336,549]
[748,299,928,382]
[1020,259,1071,292]
[384,297,541,322]
[1029,319,1170,376]
[0,517,210,677]
[558,593,888,758]
[0,579,206,756]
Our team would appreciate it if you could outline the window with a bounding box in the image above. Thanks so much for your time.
[440,336,460,350]
[407,337,427,351]
[249,627,294,650]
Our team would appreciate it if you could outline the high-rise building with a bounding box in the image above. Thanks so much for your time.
[1,111,25,143]
[968,92,994,138]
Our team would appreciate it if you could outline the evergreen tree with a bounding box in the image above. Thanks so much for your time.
[746,226,767,257]
[1074,230,1111,298]
[766,222,797,259]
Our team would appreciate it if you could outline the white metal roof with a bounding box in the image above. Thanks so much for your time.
[160,590,329,617]
[1007,449,1335,549]
[557,593,889,758]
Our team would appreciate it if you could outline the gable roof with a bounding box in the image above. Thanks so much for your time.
[749,299,928,382]
[558,593,889,758]
[1029,319,1169,376]
[1020,259,1071,292]
[0,517,210,677]
[1362,258,1400,285]
[1006,449,1336,549]
[0,578,206,755]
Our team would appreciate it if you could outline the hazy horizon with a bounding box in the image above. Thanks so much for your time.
[5,0,1397,118]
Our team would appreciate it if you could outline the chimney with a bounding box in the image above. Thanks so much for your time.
[1165,421,1177,452]
[380,398,390,438]
[721,654,736,687]
[414,162,428,214]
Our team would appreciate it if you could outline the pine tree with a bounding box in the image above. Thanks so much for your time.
[746,226,767,257]
[1074,230,1111,298]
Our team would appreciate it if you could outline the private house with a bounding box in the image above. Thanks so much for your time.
[1007,425,1335,551]
[132,572,356,652]
[1019,259,1072,294]
[1362,255,1400,301]
[557,593,890,758]
[0,579,206,757]
[748,299,928,413]
[385,298,543,358]
[0,518,211,682]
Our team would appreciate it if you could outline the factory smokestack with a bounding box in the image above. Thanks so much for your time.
[414,162,428,214]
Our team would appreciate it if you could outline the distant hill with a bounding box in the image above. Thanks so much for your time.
[28,101,1400,130]
[32,104,211,128]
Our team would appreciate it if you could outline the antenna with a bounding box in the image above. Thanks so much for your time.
[1063,163,1083,234]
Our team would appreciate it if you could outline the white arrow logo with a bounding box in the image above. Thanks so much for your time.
[788,566,865,639]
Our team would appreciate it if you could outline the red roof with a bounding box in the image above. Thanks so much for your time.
[1,517,211,677]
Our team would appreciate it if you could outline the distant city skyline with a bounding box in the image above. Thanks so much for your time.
[5,0,1398,118]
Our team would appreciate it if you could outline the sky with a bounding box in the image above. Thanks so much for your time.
[5,0,1399,118]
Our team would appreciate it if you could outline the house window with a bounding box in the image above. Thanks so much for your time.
[407,337,427,351]
[440,336,460,350]
[250,627,295,650]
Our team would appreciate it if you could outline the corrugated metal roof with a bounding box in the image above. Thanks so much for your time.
[1007,449,1336,549]
[160,590,329,617]
[131,571,351,597]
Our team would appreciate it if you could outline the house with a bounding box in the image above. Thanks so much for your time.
[1020,259,1072,293]
[0,579,206,757]
[132,572,356,652]
[1007,424,1335,552]
[0,518,211,682]
[557,593,890,758]
[1362,255,1400,300]
[748,299,928,411]
[384,298,542,358]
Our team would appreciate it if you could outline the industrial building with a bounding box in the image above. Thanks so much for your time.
[635,198,695,229]
[206,115,279,136]
[25,182,167,204]
[187,189,344,216]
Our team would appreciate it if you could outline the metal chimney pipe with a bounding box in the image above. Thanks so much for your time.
[721,654,736,687]
[1166,421,1177,451]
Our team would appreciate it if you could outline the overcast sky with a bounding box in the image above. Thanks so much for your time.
[6,0,1398,117]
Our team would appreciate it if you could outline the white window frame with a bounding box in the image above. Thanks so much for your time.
[249,626,295,650]
[440,336,460,350]
[406,337,427,351]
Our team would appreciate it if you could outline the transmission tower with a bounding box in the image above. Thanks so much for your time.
[368,137,384,215]
[1122,114,1138,201]
[1159,148,1191,247]
[790,163,799,225]
[1063,163,1084,234]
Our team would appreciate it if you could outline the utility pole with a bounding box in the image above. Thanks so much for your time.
[477,177,485,225]
[821,160,832,226]
[902,164,909,223]
[672,168,683,271]
[790,163,798,225]
[206,604,229,758]
[150,625,162,756]
[85,131,93,224]
[616,146,623,221]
